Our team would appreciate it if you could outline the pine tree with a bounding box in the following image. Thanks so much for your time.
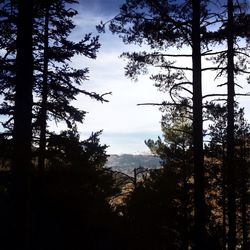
[11,0,34,249]
[203,1,250,248]
[206,103,250,249]
[105,1,211,247]
[32,0,103,174]
[146,104,193,250]
[0,0,109,171]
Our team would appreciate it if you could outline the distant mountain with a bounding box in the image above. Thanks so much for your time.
[106,154,161,175]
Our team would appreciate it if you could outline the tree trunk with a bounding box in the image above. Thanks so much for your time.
[240,165,248,250]
[222,142,227,250]
[191,1,206,249]
[182,149,189,250]
[226,0,236,249]
[240,133,248,250]
[12,0,34,249]
[38,3,49,175]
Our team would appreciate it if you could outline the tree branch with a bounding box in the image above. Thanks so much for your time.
[158,65,193,71]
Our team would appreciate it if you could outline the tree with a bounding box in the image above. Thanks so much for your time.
[224,2,250,248]
[11,0,34,249]
[146,104,193,250]
[0,0,109,172]
[203,1,250,248]
[191,2,207,248]
[205,103,228,249]
[0,1,110,248]
[104,0,211,248]
[32,130,118,250]
[205,103,250,249]
[226,1,237,248]
[0,0,18,133]
[235,108,250,250]
[102,1,250,248]
[32,0,104,174]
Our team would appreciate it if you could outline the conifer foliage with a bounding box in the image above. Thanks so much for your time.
[0,1,114,250]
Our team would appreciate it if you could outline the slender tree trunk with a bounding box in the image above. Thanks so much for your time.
[38,3,49,175]
[182,147,189,250]
[240,135,248,250]
[12,0,34,249]
[191,1,206,249]
[222,142,227,250]
[240,167,248,250]
[226,0,236,249]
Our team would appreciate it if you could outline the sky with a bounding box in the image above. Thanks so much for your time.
[56,0,250,155]
[67,0,167,155]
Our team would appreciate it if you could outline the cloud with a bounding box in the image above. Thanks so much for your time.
[77,0,124,16]
[67,1,250,155]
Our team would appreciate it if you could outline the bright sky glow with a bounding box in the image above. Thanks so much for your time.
[68,0,168,154]
[54,0,250,154]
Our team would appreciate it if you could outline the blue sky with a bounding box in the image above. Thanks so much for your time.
[58,0,250,155]
[67,0,167,154]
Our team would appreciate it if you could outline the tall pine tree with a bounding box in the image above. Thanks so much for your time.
[12,0,34,249]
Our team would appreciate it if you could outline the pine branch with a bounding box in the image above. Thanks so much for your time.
[201,50,227,56]
[137,101,192,109]
[203,93,250,99]
[79,90,112,102]
[158,65,193,71]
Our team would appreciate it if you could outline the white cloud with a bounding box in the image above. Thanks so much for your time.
[70,38,167,154]
[62,3,250,154]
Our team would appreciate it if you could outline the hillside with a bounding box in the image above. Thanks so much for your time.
[106,154,161,175]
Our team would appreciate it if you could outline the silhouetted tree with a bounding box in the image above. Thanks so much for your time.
[205,103,250,249]
[226,1,237,248]
[0,1,111,249]
[0,0,109,171]
[120,166,180,250]
[11,0,34,249]
[235,108,250,250]
[32,130,118,250]
[32,0,106,174]
[0,0,18,132]
[104,1,213,247]
[205,103,228,249]
[203,1,250,248]
[145,104,193,250]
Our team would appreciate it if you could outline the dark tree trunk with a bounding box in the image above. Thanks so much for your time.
[226,0,236,249]
[222,143,227,250]
[240,164,248,250]
[191,1,206,249]
[240,134,248,250]
[38,3,49,175]
[12,0,34,249]
[182,149,189,250]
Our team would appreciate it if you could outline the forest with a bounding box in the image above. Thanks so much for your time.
[0,0,249,250]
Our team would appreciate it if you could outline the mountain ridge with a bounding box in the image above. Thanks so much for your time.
[105,154,161,175]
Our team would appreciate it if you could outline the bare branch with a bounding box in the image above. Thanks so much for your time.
[203,93,250,99]
[203,94,228,99]
[157,53,192,57]
[169,82,193,95]
[236,93,250,97]
[201,50,227,56]
[202,67,227,71]
[235,51,250,58]
[158,65,193,71]
[137,101,192,109]
[78,90,112,102]
[217,82,227,87]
